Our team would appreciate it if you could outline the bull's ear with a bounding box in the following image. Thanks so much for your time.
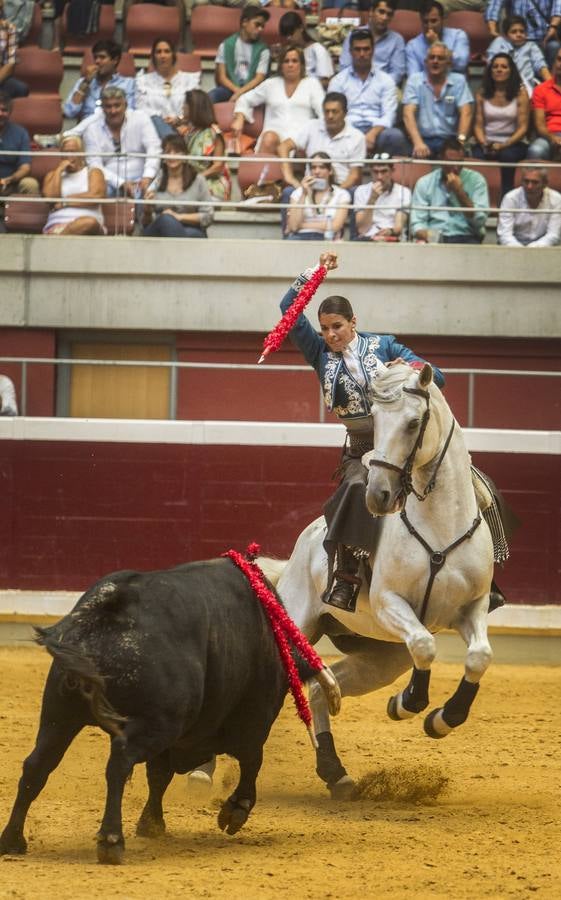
[418,363,433,389]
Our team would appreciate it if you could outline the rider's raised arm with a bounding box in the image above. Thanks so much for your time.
[279,254,336,372]
[384,336,446,388]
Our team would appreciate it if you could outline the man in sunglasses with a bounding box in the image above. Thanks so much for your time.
[402,42,473,158]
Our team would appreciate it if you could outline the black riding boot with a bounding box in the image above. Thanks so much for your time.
[489,579,506,613]
[323,545,361,612]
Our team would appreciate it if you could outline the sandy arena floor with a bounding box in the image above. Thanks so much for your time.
[0,647,560,900]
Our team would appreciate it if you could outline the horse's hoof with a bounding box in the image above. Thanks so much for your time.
[217,798,250,835]
[387,694,401,721]
[97,834,124,866]
[0,831,27,855]
[329,774,355,801]
[187,769,213,798]
[136,814,166,838]
[424,708,453,740]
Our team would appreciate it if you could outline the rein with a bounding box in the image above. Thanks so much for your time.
[368,386,455,501]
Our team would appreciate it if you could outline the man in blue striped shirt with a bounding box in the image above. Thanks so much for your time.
[406,0,470,76]
[486,0,561,66]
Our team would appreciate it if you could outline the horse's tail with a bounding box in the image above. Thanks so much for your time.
[35,627,128,742]
[256,556,288,588]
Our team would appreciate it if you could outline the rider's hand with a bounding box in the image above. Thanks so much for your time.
[320,251,338,272]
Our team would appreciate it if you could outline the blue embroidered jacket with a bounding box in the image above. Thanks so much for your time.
[280,284,445,421]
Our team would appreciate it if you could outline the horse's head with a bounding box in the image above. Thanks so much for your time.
[365,363,444,516]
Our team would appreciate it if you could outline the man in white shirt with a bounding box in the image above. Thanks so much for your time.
[497,165,561,246]
[74,86,162,198]
[352,154,411,241]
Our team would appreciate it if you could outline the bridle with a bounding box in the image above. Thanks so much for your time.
[368,386,455,501]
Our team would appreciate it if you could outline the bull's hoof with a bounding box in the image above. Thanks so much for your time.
[217,798,251,836]
[97,833,124,865]
[136,813,166,838]
[329,774,355,801]
[0,830,27,855]
[424,709,453,740]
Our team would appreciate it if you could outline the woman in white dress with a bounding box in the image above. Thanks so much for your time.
[285,151,349,240]
[231,44,325,156]
[42,135,106,235]
[135,37,201,139]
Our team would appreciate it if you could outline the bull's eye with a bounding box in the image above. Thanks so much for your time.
[407,418,420,431]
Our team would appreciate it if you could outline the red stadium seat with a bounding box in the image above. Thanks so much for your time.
[61,4,116,54]
[213,101,255,154]
[393,161,434,191]
[4,199,50,233]
[103,200,136,235]
[189,6,239,59]
[446,11,489,59]
[13,48,63,97]
[21,2,43,47]
[30,151,64,188]
[479,164,502,208]
[126,4,180,56]
[81,47,136,77]
[11,96,62,138]
[237,153,284,194]
[391,9,420,44]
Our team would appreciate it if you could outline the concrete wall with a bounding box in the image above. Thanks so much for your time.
[1,235,560,337]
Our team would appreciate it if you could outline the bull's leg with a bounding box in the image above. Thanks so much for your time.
[425,598,492,739]
[310,640,411,800]
[97,738,134,865]
[136,751,174,838]
[1,717,84,855]
[217,745,263,836]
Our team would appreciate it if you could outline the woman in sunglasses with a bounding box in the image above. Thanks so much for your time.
[285,152,349,240]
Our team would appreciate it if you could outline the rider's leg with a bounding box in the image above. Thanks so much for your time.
[471,466,519,613]
[325,544,361,611]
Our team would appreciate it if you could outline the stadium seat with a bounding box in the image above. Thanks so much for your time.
[81,47,136,77]
[61,4,116,54]
[125,4,180,56]
[4,199,50,233]
[237,153,284,195]
[21,2,43,47]
[446,11,489,59]
[11,96,62,138]
[103,200,136,235]
[213,101,255,154]
[391,10,420,43]
[189,6,239,59]
[393,161,434,191]
[30,151,63,188]
[479,164,502,208]
[13,48,64,97]
[262,7,304,45]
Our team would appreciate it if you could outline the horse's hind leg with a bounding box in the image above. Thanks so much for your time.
[310,639,411,799]
[0,714,84,855]
[136,750,175,838]
[424,599,493,739]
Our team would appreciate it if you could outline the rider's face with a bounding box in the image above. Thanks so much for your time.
[319,313,357,352]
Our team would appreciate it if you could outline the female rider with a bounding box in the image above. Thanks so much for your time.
[280,252,445,611]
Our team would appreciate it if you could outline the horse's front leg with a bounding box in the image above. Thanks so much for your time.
[424,596,492,739]
[374,590,437,722]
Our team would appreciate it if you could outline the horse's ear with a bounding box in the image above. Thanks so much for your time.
[418,363,433,389]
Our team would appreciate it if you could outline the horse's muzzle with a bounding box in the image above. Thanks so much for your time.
[366,484,405,517]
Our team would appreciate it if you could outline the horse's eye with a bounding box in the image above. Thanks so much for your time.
[407,418,420,431]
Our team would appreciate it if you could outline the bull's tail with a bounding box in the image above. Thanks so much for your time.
[35,628,128,742]
[256,556,288,588]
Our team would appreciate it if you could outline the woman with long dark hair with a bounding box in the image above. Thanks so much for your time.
[143,133,214,238]
[285,152,349,240]
[472,53,529,197]
[180,88,231,202]
[135,37,201,139]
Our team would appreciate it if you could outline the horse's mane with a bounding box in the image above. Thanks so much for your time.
[371,363,419,403]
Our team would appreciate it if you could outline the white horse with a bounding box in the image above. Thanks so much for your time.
[258,362,495,798]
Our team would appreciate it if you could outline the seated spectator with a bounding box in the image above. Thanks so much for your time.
[402,43,473,158]
[0,373,17,416]
[472,53,529,198]
[339,0,406,86]
[278,92,366,193]
[352,154,411,241]
[0,0,28,98]
[232,45,324,156]
[136,38,201,140]
[486,0,561,68]
[72,87,161,198]
[0,90,39,225]
[528,47,561,158]
[4,0,35,44]
[285,151,349,241]
[409,137,489,243]
[279,12,333,89]
[487,16,550,97]
[328,29,408,155]
[406,0,470,77]
[497,164,561,245]
[64,40,136,123]
[207,6,270,105]
[181,88,231,201]
[143,133,214,238]
[42,135,106,235]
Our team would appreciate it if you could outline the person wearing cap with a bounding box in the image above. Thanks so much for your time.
[208,6,271,105]
[352,153,411,241]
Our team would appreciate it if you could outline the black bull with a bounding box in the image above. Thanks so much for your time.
[0,558,337,864]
